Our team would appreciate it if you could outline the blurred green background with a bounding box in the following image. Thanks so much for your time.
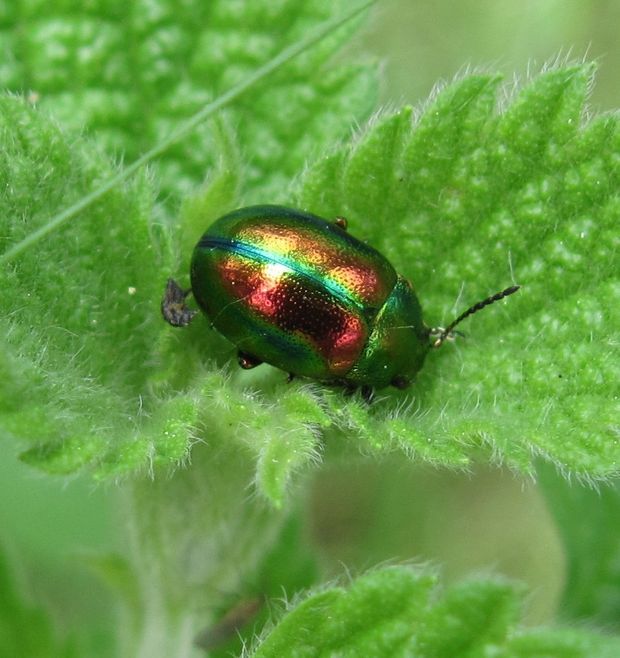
[364,0,620,110]
[2,0,619,649]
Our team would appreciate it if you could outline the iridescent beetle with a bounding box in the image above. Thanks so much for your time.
[162,205,519,398]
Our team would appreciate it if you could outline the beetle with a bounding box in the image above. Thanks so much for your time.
[162,205,519,398]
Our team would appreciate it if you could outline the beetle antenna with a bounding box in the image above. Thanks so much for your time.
[432,285,520,348]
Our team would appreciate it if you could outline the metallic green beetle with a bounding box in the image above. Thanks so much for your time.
[162,205,518,398]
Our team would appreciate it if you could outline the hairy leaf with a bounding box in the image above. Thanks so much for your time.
[0,96,162,475]
[0,2,374,494]
[1,7,617,496]
[0,0,376,204]
[539,464,620,631]
[296,65,620,480]
[248,566,620,657]
[0,548,78,657]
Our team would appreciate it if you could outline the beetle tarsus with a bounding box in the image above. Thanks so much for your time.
[427,327,465,342]
[390,375,410,390]
[334,216,348,231]
[341,382,375,403]
[361,385,374,403]
[161,278,197,327]
[238,351,263,370]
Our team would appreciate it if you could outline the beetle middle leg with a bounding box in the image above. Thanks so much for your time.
[340,381,375,403]
[237,351,263,370]
[333,216,348,231]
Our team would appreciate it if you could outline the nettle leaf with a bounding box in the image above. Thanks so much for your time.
[0,98,330,494]
[2,59,618,495]
[296,64,620,480]
[0,96,164,474]
[248,566,620,658]
[0,548,78,658]
[0,3,374,491]
[0,0,376,204]
[539,465,620,630]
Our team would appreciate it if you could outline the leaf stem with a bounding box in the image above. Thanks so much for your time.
[0,0,375,265]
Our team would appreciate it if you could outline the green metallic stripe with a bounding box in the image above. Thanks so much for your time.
[199,236,369,314]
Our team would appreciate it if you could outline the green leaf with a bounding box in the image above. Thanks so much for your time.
[194,514,318,656]
[2,10,617,492]
[539,465,620,630]
[0,0,377,205]
[251,567,437,658]
[120,442,293,657]
[296,65,620,480]
[0,2,376,492]
[249,566,620,657]
[0,95,161,474]
[506,629,620,658]
[0,547,78,658]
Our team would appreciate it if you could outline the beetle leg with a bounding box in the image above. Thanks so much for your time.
[238,351,263,370]
[360,385,374,403]
[161,278,197,327]
[333,216,348,231]
[287,373,296,383]
[428,326,465,344]
[390,375,410,390]
[340,381,374,403]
